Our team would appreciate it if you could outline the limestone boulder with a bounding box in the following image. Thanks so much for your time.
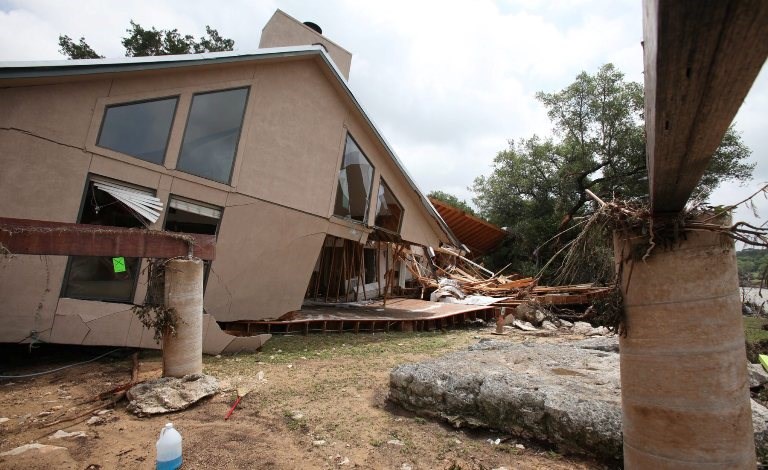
[127,374,219,416]
[389,338,768,463]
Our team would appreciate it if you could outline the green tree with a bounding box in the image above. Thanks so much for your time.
[57,35,103,59]
[58,22,234,59]
[428,190,477,216]
[473,64,754,279]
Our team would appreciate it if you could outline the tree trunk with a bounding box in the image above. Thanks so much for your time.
[614,219,755,468]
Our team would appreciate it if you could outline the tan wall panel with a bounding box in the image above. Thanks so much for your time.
[0,80,110,148]
[89,155,162,192]
[260,10,352,79]
[0,255,68,343]
[169,177,229,207]
[205,195,328,321]
[236,60,348,216]
[108,63,257,97]
[0,132,91,222]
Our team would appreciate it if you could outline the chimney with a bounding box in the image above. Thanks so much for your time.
[259,10,352,80]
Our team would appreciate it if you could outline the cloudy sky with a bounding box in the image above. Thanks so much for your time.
[1,0,765,226]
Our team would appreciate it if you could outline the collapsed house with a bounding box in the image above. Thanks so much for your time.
[0,10,463,351]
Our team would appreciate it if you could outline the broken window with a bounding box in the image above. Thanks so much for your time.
[333,134,374,223]
[163,197,221,289]
[176,87,249,184]
[374,180,404,233]
[363,247,377,284]
[97,97,178,164]
[62,178,155,302]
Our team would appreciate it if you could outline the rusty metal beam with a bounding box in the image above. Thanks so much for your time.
[645,0,768,214]
[0,217,215,260]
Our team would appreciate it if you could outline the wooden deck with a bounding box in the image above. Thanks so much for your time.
[220,298,497,335]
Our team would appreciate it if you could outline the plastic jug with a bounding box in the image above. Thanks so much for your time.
[156,422,182,470]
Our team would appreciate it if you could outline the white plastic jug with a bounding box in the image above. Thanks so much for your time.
[156,422,182,470]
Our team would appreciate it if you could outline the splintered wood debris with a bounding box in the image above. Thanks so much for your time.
[398,245,612,307]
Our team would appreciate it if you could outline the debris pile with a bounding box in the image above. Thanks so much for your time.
[400,245,613,309]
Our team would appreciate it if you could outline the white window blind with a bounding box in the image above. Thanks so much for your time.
[93,180,163,224]
[169,198,222,219]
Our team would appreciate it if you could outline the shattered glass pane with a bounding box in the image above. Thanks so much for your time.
[374,180,403,233]
[333,135,374,223]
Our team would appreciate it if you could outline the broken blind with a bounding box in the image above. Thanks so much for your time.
[92,180,164,224]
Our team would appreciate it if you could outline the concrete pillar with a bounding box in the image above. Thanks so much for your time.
[162,257,204,377]
[615,220,755,468]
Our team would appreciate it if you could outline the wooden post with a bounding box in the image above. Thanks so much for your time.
[614,217,755,468]
[162,257,204,378]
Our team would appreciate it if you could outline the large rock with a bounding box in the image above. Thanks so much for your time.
[127,374,219,416]
[389,338,768,463]
[750,363,768,388]
[513,303,547,326]
[571,321,594,335]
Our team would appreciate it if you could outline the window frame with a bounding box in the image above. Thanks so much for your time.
[95,95,180,166]
[175,86,251,185]
[333,132,376,225]
[374,178,405,234]
[60,175,152,304]
[161,195,224,292]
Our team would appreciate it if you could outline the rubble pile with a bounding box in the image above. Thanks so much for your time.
[400,245,612,310]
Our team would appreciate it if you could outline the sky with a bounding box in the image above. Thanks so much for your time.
[0,0,765,227]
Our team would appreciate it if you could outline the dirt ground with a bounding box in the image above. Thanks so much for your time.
[0,326,605,469]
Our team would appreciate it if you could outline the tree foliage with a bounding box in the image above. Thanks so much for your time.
[473,64,754,279]
[428,190,477,216]
[737,249,768,287]
[57,35,103,59]
[58,21,234,59]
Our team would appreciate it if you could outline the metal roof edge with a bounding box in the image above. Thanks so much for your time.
[0,45,327,80]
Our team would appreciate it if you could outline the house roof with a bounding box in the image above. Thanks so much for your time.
[429,197,507,257]
[0,46,460,247]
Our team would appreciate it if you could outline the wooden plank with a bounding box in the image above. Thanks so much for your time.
[0,217,215,260]
[645,0,768,214]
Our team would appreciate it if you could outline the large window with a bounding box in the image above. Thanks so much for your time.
[176,87,249,184]
[374,180,404,233]
[333,134,374,223]
[97,97,178,164]
[62,179,153,302]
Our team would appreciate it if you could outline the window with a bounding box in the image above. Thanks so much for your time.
[333,134,374,223]
[163,197,222,289]
[176,87,249,184]
[62,179,155,302]
[97,97,178,164]
[374,180,404,233]
[363,247,377,284]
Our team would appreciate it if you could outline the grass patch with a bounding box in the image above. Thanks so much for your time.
[205,331,470,368]
[744,317,768,344]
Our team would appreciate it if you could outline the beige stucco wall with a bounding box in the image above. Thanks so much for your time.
[0,52,449,344]
[236,60,348,216]
[259,9,353,80]
[204,194,329,321]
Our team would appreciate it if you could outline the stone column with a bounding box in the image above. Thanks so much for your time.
[162,257,204,377]
[615,218,755,468]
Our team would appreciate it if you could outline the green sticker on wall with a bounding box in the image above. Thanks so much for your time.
[112,257,126,273]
